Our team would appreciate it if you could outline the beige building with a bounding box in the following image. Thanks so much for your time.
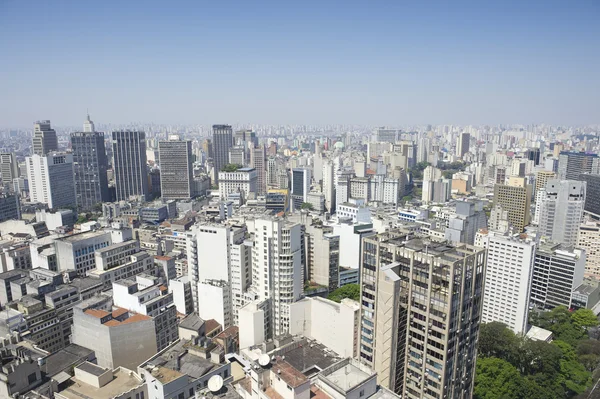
[535,170,556,194]
[493,177,532,232]
[578,220,600,278]
[359,230,486,398]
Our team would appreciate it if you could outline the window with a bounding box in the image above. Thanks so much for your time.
[27,372,37,384]
[360,390,365,397]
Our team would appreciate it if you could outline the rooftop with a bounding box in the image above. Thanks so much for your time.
[319,359,375,392]
[58,230,108,243]
[179,313,205,331]
[41,344,95,377]
[144,339,217,383]
[58,368,144,399]
[271,358,308,388]
[271,338,340,376]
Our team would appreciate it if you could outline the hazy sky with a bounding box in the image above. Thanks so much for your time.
[1,0,598,128]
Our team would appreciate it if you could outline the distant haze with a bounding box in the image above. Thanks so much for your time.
[1,1,599,127]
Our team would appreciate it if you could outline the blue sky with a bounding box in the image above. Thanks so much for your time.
[1,0,598,127]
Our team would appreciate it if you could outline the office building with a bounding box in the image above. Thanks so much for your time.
[579,173,600,218]
[32,120,58,155]
[71,301,158,371]
[26,153,76,209]
[322,160,335,212]
[577,220,600,278]
[113,275,179,351]
[158,136,193,200]
[291,168,311,210]
[478,231,536,334]
[538,180,586,247]
[112,130,149,201]
[456,132,470,158]
[250,145,266,195]
[530,242,585,310]
[558,152,600,180]
[71,128,110,211]
[534,170,556,195]
[492,177,532,232]
[0,153,19,189]
[444,201,487,245]
[218,167,258,202]
[359,230,485,397]
[54,230,114,276]
[305,223,340,291]
[0,194,20,223]
[212,124,233,186]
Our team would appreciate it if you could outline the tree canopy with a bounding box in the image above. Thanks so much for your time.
[327,284,360,303]
[475,307,598,399]
[300,202,314,211]
[221,163,242,172]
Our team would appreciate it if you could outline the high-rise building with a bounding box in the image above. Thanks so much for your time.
[534,170,556,195]
[530,241,585,310]
[212,125,233,185]
[253,218,303,338]
[322,160,335,212]
[492,177,532,232]
[250,145,266,196]
[538,180,586,247]
[359,229,485,397]
[578,174,600,219]
[71,119,109,210]
[26,153,76,209]
[0,153,19,189]
[578,220,600,278]
[478,231,536,334]
[291,168,311,210]
[158,136,193,200]
[32,120,58,156]
[218,167,258,202]
[305,223,339,291]
[456,132,470,158]
[112,131,149,201]
[0,194,21,222]
[558,152,600,180]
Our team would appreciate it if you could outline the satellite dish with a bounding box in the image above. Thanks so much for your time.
[208,375,224,392]
[258,354,270,367]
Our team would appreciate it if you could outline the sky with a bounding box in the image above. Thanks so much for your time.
[0,0,599,128]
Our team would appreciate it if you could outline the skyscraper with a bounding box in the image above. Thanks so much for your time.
[359,229,485,397]
[212,124,233,186]
[0,153,19,189]
[71,115,109,210]
[492,177,532,232]
[456,132,470,158]
[32,120,58,156]
[250,145,266,195]
[26,153,76,209]
[112,131,149,201]
[291,168,311,210]
[558,151,600,180]
[538,180,586,247]
[578,173,600,219]
[158,136,193,200]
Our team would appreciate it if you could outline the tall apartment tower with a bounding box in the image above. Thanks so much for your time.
[322,160,335,212]
[26,153,76,209]
[32,120,58,155]
[456,132,470,158]
[538,180,586,247]
[253,217,303,338]
[112,131,149,201]
[558,152,600,180]
[578,174,600,219]
[0,153,19,188]
[478,231,536,334]
[212,125,233,186]
[534,170,556,195]
[266,157,278,187]
[71,116,109,210]
[158,136,193,200]
[250,145,266,196]
[492,177,532,232]
[359,230,486,398]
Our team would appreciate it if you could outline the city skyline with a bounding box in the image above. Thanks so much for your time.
[1,1,599,127]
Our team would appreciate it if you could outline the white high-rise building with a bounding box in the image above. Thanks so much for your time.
[252,217,303,337]
[26,153,76,210]
[479,231,536,334]
[538,179,586,247]
[186,223,248,327]
[322,160,335,212]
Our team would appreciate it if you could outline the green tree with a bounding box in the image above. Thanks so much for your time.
[577,339,600,371]
[327,284,360,303]
[571,308,599,329]
[553,340,592,395]
[474,357,524,399]
[478,322,520,363]
[300,202,314,211]
[221,163,242,172]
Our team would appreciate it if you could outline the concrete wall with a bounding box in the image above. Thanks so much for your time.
[239,302,265,349]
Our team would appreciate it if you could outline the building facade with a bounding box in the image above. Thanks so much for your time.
[158,137,193,200]
[112,130,149,201]
[26,153,76,209]
[71,130,110,210]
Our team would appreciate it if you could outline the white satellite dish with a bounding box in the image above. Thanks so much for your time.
[258,354,270,367]
[208,375,224,392]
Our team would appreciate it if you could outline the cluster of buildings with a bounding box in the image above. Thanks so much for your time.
[0,120,597,398]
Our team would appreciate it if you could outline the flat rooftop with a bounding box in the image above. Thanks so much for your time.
[271,339,340,375]
[319,360,375,392]
[58,230,108,243]
[145,339,216,383]
[58,368,143,399]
